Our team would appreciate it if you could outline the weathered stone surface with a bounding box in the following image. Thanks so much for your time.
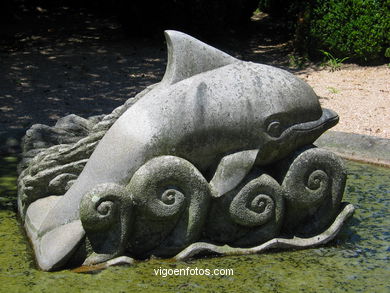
[18,30,352,271]
[126,156,211,257]
[17,85,153,219]
[22,114,95,154]
[278,147,347,235]
[206,172,284,247]
[80,183,133,266]
[48,173,78,195]
[174,203,355,261]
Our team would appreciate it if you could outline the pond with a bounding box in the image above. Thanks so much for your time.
[0,156,389,292]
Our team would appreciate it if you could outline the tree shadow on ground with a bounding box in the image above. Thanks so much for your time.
[0,6,305,153]
[1,6,165,132]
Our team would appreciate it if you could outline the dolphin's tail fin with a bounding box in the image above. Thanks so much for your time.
[24,196,85,271]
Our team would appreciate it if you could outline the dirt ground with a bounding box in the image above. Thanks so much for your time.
[297,65,389,139]
[1,8,389,143]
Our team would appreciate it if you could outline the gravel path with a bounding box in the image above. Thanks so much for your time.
[297,65,390,139]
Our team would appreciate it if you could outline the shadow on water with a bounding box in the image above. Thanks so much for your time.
[0,155,389,292]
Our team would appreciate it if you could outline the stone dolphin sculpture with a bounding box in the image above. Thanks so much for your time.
[25,30,338,270]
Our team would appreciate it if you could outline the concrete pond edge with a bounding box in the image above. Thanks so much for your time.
[314,131,390,168]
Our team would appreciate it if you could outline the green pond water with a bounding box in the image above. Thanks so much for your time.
[0,156,389,292]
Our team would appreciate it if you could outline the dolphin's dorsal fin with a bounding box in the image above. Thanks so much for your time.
[161,30,238,85]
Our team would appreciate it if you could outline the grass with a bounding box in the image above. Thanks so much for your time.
[385,48,390,68]
[288,54,308,69]
[327,87,340,94]
[320,50,349,72]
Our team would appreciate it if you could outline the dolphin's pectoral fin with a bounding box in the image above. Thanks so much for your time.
[209,149,259,197]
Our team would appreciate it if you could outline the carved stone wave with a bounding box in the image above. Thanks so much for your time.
[75,147,353,267]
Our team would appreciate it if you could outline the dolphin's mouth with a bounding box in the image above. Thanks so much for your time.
[255,108,339,166]
[291,108,339,133]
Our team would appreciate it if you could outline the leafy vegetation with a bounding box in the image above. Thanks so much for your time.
[258,0,390,64]
[309,0,390,63]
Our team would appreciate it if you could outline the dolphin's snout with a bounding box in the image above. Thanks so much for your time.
[322,108,339,125]
[292,108,339,133]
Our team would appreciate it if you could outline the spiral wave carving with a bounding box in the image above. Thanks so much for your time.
[229,175,283,228]
[80,183,132,233]
[281,147,346,234]
[126,155,211,255]
[307,170,329,192]
[79,183,133,264]
[204,173,284,247]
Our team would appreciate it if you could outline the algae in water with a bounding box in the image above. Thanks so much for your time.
[0,158,389,292]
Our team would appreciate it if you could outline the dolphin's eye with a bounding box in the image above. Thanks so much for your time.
[267,121,282,137]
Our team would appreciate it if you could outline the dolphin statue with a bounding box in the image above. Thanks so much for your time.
[24,30,338,270]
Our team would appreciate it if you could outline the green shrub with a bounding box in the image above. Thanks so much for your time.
[309,0,390,63]
[258,0,389,63]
